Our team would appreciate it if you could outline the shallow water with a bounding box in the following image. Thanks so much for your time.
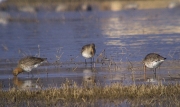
[0,8,180,91]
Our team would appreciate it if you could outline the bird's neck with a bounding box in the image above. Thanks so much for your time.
[16,67,24,73]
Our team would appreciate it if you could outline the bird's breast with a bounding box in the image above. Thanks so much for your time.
[82,52,92,58]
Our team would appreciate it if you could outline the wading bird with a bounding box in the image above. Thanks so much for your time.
[13,56,47,76]
[143,53,166,78]
[81,43,96,65]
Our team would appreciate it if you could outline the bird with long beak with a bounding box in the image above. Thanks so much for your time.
[13,56,47,76]
[143,53,166,78]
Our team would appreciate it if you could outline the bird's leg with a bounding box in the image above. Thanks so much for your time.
[31,72,34,78]
[155,68,157,78]
[153,68,156,79]
[93,57,95,68]
[143,65,146,80]
[85,59,87,66]
[90,58,92,68]
[143,64,146,73]
[91,58,92,65]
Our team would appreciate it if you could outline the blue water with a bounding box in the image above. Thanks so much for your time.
[1,9,180,62]
[0,8,180,91]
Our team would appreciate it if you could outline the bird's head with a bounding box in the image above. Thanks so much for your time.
[13,67,23,76]
[91,43,95,48]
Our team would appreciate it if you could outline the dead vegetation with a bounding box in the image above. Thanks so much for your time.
[1,80,180,106]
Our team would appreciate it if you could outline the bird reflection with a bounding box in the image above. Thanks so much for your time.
[13,77,41,90]
[143,69,158,83]
[146,78,158,83]
[83,68,96,86]
[0,11,10,25]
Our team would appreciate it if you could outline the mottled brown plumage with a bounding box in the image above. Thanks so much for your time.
[81,43,96,59]
[143,53,166,78]
[13,56,47,76]
[143,53,166,69]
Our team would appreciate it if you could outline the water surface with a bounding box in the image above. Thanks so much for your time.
[0,8,180,91]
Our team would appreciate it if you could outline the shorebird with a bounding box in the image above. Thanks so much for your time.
[13,56,47,76]
[81,43,96,65]
[143,53,166,78]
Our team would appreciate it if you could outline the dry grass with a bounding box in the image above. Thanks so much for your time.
[1,80,180,106]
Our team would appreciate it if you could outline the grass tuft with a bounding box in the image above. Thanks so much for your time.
[1,81,180,106]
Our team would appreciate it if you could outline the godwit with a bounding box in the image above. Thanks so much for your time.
[13,56,47,76]
[143,53,166,78]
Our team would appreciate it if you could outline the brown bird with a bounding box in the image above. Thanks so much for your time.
[13,56,47,76]
[143,53,166,78]
[81,43,96,65]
